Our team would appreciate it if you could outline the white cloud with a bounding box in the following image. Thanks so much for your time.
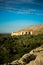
[5,7,38,15]
[0,0,43,15]
[17,9,36,14]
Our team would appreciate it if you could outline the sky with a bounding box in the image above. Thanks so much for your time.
[0,0,43,33]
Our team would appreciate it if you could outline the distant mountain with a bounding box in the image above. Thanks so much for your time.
[17,24,43,35]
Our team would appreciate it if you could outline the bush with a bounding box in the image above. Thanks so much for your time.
[0,34,43,64]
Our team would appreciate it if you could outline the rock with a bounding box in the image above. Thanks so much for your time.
[10,60,19,65]
[11,46,43,65]
[26,53,43,65]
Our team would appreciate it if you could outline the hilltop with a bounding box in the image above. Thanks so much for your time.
[17,24,43,35]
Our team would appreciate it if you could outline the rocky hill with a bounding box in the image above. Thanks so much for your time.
[11,45,43,65]
[17,24,43,35]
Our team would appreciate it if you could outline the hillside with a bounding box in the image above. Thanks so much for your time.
[11,45,43,65]
[17,24,43,35]
[0,33,43,65]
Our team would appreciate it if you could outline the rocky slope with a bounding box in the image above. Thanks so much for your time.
[11,45,43,65]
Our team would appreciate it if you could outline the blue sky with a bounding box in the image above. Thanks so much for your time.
[0,0,43,33]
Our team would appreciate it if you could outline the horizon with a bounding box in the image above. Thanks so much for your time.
[0,24,43,34]
[0,0,43,33]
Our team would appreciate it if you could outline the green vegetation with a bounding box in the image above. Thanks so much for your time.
[0,34,43,64]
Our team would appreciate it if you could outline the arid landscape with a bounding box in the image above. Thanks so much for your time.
[0,24,43,65]
[0,0,43,65]
[11,24,43,36]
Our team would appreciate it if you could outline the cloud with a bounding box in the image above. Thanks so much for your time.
[4,5,43,16]
[5,0,43,6]
[5,6,36,14]
[17,9,36,14]
[0,0,43,15]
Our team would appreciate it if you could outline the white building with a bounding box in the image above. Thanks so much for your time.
[11,31,32,36]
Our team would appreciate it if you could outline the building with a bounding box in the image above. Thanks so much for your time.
[11,31,32,36]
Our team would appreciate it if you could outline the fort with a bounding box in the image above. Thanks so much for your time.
[11,31,32,36]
